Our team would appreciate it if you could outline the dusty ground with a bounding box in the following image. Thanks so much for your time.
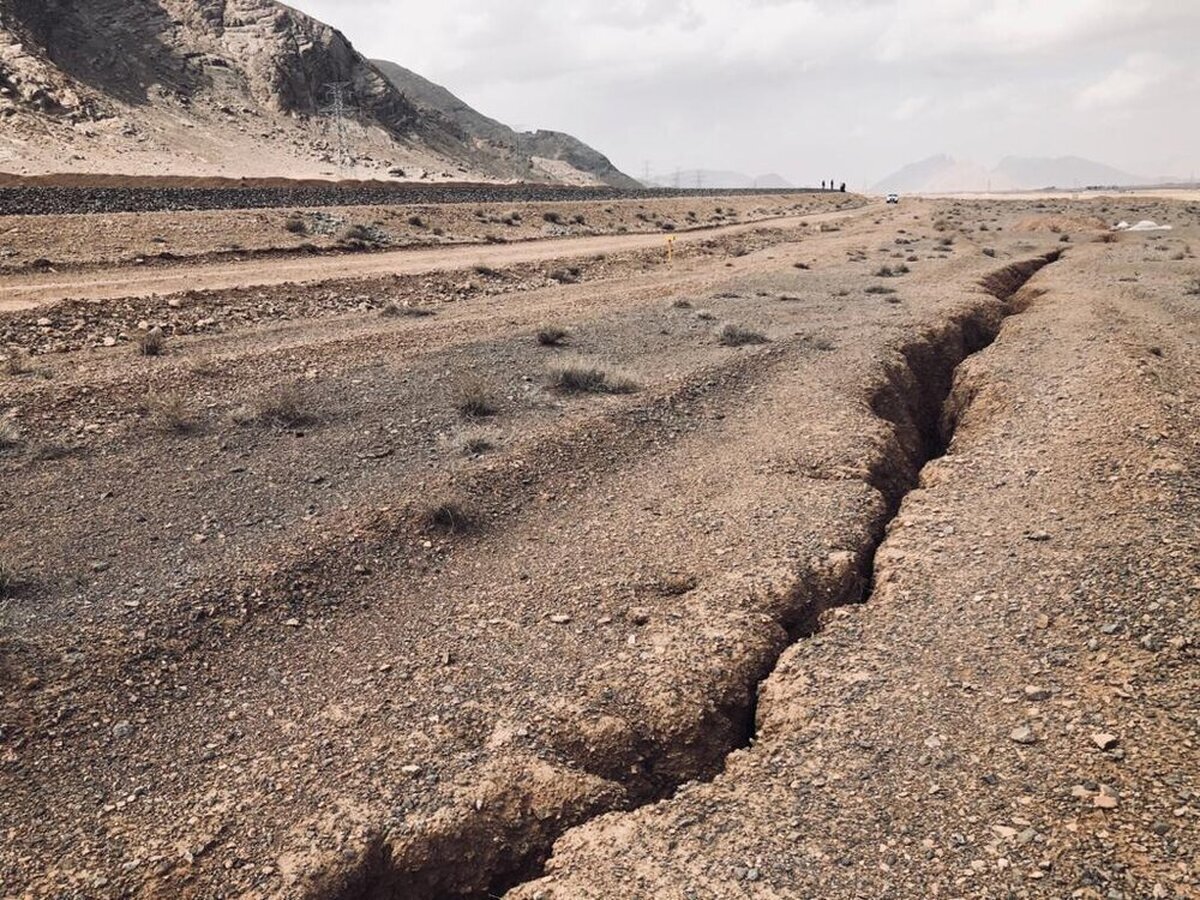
[0,193,860,311]
[0,194,1196,899]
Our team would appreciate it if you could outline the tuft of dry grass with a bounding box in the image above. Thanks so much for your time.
[0,414,21,450]
[3,351,32,376]
[231,383,317,429]
[284,215,308,235]
[549,266,581,284]
[136,327,166,357]
[146,393,197,435]
[188,356,223,378]
[550,362,638,395]
[455,377,498,419]
[717,323,769,347]
[671,298,693,309]
[417,500,474,534]
[1185,278,1200,297]
[536,326,569,347]
[459,427,499,456]
[380,301,436,318]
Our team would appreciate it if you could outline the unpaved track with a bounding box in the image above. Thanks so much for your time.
[1,197,1196,899]
[0,208,867,311]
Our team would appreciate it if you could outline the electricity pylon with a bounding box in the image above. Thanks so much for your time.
[320,82,356,171]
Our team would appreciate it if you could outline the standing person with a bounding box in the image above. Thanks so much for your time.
[821,180,826,190]
[840,182,846,192]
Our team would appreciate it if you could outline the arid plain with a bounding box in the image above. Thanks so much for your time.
[1,188,1196,899]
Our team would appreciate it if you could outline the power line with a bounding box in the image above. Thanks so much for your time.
[319,81,357,172]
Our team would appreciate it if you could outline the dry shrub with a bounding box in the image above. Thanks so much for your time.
[3,352,31,376]
[0,558,17,597]
[231,383,317,429]
[284,216,308,235]
[536,326,569,347]
[381,301,436,318]
[136,327,166,357]
[455,377,498,419]
[417,501,474,534]
[717,323,769,347]
[146,393,197,434]
[0,415,20,449]
[460,427,498,456]
[550,363,638,395]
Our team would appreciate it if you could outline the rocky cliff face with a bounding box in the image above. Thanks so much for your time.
[0,0,634,183]
[372,59,639,188]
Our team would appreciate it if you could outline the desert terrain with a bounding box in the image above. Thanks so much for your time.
[1,186,1197,900]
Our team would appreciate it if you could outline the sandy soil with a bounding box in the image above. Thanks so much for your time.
[0,195,1196,899]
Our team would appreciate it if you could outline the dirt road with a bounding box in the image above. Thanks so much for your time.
[0,207,866,311]
[1,195,1196,899]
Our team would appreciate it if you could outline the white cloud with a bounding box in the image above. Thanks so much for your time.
[892,96,928,121]
[1077,53,1172,110]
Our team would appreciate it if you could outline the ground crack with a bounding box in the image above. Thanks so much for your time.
[315,253,1061,900]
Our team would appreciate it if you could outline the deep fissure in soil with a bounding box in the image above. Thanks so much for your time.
[320,253,1061,900]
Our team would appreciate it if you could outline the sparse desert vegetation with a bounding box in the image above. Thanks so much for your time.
[136,326,166,356]
[550,361,638,394]
[455,377,498,418]
[536,325,569,346]
[230,383,318,428]
[717,322,769,346]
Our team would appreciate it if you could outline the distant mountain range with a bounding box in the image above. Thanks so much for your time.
[644,170,795,189]
[874,155,1151,193]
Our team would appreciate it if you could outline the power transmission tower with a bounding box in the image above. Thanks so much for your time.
[695,170,703,189]
[320,81,357,172]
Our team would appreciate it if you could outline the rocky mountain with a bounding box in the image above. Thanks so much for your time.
[874,154,1147,193]
[371,60,638,189]
[991,156,1144,190]
[0,0,634,184]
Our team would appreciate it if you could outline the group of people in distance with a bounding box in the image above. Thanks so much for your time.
[821,180,847,191]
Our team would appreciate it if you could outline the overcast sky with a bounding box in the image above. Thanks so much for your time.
[287,0,1199,188]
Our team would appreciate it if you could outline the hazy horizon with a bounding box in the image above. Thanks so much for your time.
[288,0,1200,189]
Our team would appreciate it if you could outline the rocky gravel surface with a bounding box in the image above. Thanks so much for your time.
[0,183,827,217]
[1,197,1196,899]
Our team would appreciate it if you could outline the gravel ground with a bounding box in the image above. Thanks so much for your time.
[0,183,833,217]
[0,196,1196,899]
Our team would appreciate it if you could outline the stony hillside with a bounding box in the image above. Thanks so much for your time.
[371,60,639,189]
[0,0,633,184]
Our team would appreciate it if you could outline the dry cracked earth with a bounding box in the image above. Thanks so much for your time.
[0,192,1197,900]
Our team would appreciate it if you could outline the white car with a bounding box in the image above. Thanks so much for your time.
[886,193,900,204]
